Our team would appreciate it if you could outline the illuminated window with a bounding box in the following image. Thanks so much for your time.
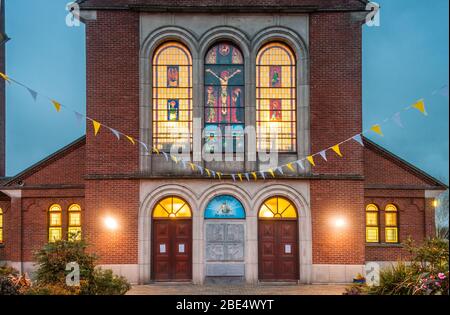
[366,204,379,243]
[153,42,193,152]
[204,42,245,153]
[258,197,297,219]
[68,204,82,241]
[256,42,296,152]
[385,204,398,243]
[153,197,192,218]
[49,204,62,243]
[0,208,3,244]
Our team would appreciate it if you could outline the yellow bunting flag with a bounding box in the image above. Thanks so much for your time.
[217,172,222,180]
[237,174,243,182]
[190,163,196,171]
[331,144,343,157]
[153,147,160,154]
[268,169,275,178]
[307,156,315,167]
[251,172,258,180]
[52,100,61,112]
[411,99,427,116]
[371,124,383,136]
[92,120,101,136]
[126,136,135,145]
[0,72,10,82]
[171,155,178,163]
[205,169,211,177]
[286,163,295,172]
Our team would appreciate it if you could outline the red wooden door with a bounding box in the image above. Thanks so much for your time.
[258,220,298,281]
[152,219,192,281]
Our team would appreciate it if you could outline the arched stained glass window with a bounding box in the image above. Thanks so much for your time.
[49,204,62,242]
[68,204,82,241]
[0,208,3,244]
[258,197,297,219]
[256,42,296,152]
[153,42,193,152]
[153,197,192,218]
[366,204,379,243]
[385,204,398,243]
[204,195,246,219]
[204,42,245,153]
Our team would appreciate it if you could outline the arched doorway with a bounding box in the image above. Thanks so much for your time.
[152,196,192,281]
[258,197,299,281]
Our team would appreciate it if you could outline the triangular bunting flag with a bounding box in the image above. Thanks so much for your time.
[244,173,250,181]
[295,160,305,170]
[237,174,243,182]
[109,128,121,140]
[268,169,275,178]
[0,33,10,46]
[370,124,383,136]
[74,111,84,124]
[259,171,266,180]
[331,144,343,157]
[352,134,364,147]
[27,87,38,101]
[231,174,236,182]
[197,166,204,175]
[211,170,216,178]
[205,169,211,177]
[392,112,404,128]
[92,120,101,136]
[276,167,284,175]
[181,159,187,169]
[138,141,148,152]
[286,163,295,172]
[162,152,169,161]
[189,163,196,171]
[251,172,258,180]
[319,150,328,161]
[411,99,427,116]
[0,72,10,82]
[52,100,62,112]
[307,156,315,167]
[153,147,160,155]
[126,136,135,145]
[217,172,222,180]
[171,155,178,164]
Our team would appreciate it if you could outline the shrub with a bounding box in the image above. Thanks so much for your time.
[0,265,19,277]
[81,269,131,295]
[0,277,20,295]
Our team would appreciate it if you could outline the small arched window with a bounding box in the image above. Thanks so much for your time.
[153,42,193,152]
[256,42,297,152]
[153,197,192,218]
[0,208,3,244]
[385,204,398,243]
[68,204,82,241]
[259,197,297,219]
[366,204,379,243]
[49,204,62,242]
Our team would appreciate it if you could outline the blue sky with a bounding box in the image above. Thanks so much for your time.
[4,0,449,184]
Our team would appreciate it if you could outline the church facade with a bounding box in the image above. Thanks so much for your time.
[0,0,446,285]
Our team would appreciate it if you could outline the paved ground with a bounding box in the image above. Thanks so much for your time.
[127,284,348,295]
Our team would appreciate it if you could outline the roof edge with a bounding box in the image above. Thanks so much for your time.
[363,136,448,189]
[3,136,86,187]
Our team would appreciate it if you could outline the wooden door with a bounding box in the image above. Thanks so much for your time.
[258,220,298,281]
[152,219,192,281]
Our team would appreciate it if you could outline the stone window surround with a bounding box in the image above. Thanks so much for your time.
[139,24,310,174]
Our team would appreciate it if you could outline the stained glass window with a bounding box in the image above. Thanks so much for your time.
[259,197,297,219]
[153,197,192,218]
[385,204,398,243]
[366,204,379,243]
[256,43,296,152]
[68,204,82,241]
[204,195,246,219]
[204,42,245,153]
[0,208,3,244]
[153,42,193,152]
[49,204,62,243]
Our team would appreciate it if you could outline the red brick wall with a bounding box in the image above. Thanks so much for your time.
[311,180,365,265]
[84,180,139,264]
[85,11,140,176]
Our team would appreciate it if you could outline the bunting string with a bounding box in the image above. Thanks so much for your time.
[1,71,446,181]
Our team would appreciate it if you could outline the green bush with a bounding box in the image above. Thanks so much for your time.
[0,277,20,295]
[31,236,130,295]
[367,238,449,295]
[0,265,19,277]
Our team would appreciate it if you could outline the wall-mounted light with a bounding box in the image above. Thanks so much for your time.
[104,217,118,230]
[433,199,439,208]
[334,217,347,228]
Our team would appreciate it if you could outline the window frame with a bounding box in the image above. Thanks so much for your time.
[68,204,82,241]
[48,204,62,243]
[385,204,399,243]
[365,204,379,243]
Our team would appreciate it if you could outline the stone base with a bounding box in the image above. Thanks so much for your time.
[312,264,364,284]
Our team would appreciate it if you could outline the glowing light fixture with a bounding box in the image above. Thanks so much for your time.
[104,217,118,230]
[334,217,346,228]
[433,199,439,208]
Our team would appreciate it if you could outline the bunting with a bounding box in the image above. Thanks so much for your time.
[0,71,436,182]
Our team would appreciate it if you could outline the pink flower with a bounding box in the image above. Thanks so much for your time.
[435,282,441,287]
[438,273,446,280]
[421,284,427,289]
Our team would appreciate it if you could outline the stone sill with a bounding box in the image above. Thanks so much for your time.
[366,243,403,248]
